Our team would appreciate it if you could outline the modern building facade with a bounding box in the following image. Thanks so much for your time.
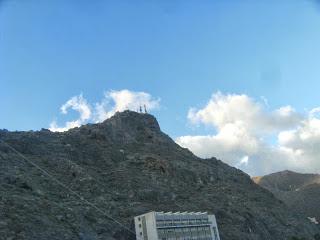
[134,211,220,240]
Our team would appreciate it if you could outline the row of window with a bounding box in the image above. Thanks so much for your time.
[157,226,213,239]
[156,219,210,227]
[137,216,148,240]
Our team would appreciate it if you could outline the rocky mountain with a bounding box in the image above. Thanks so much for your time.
[0,111,319,240]
[253,170,320,227]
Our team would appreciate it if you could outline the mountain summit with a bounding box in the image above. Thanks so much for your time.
[0,111,319,239]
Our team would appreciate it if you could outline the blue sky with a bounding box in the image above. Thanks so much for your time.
[2,0,320,175]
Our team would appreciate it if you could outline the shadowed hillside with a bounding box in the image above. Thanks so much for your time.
[253,170,320,227]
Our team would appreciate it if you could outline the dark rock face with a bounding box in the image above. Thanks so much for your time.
[0,111,319,240]
[253,170,320,228]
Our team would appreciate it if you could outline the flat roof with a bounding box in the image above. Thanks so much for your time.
[155,211,208,215]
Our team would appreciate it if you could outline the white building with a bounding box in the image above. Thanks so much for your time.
[134,211,220,240]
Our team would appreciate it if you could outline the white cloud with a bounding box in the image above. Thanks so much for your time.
[60,95,91,121]
[50,89,159,132]
[49,94,91,132]
[188,92,260,130]
[177,92,320,175]
[276,113,320,173]
[309,107,320,118]
[187,92,301,134]
[236,156,249,168]
[176,123,259,164]
[93,89,160,122]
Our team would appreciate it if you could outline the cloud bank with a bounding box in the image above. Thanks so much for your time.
[49,90,159,132]
[176,92,320,175]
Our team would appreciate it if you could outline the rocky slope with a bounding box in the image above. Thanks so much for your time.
[253,170,320,226]
[0,111,319,240]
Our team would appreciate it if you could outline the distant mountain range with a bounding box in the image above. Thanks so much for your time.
[0,111,319,240]
[253,170,320,226]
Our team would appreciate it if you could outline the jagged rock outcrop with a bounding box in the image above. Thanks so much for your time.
[0,111,319,240]
[253,170,320,227]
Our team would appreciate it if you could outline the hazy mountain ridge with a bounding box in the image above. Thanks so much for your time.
[0,111,319,240]
[253,170,320,227]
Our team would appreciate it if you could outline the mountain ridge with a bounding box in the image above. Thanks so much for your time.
[0,111,319,239]
[253,170,320,228]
